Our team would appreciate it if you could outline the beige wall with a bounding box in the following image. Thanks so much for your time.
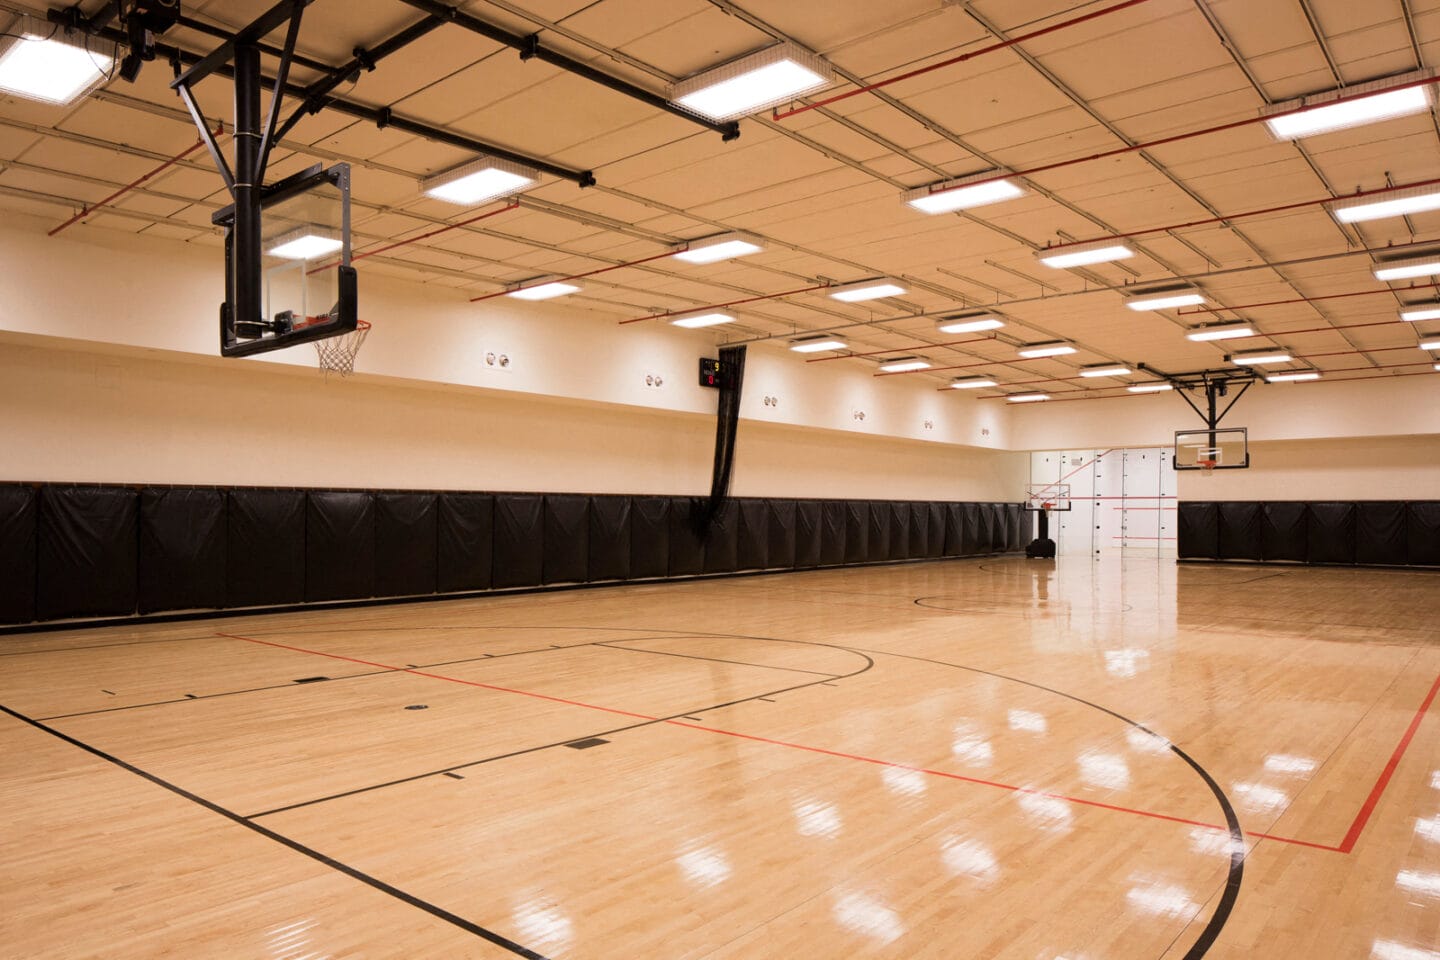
[0,339,1026,500]
[1177,435,1440,501]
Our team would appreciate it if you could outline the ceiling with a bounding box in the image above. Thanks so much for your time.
[3,0,1440,401]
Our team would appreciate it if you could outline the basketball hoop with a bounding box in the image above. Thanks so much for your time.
[312,319,370,377]
[1041,501,1055,511]
[1199,458,1216,475]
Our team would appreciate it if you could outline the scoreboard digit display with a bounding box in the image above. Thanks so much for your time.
[699,357,728,388]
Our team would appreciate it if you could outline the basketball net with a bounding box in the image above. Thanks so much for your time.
[313,319,370,377]
[1199,458,1216,476]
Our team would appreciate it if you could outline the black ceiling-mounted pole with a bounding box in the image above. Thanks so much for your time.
[1136,363,1256,430]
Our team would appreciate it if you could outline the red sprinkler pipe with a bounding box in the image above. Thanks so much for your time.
[618,283,834,324]
[773,0,1158,120]
[47,123,225,237]
[472,248,679,303]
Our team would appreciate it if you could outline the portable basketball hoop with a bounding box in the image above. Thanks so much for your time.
[308,318,370,377]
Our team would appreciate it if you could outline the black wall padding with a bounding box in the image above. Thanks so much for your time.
[844,501,871,564]
[1009,504,1025,551]
[737,500,770,570]
[961,503,982,554]
[1408,502,1440,566]
[1177,502,1219,559]
[704,500,739,574]
[226,489,305,608]
[629,497,670,579]
[0,485,37,623]
[766,500,797,569]
[926,503,946,558]
[306,491,376,603]
[436,493,493,593]
[37,486,138,620]
[820,501,847,566]
[374,493,437,598]
[542,495,590,585]
[943,503,965,557]
[493,495,544,588]
[1217,501,1263,561]
[1261,502,1308,562]
[138,488,226,614]
[908,502,929,559]
[867,502,890,563]
[667,497,706,576]
[890,502,911,560]
[975,504,996,555]
[588,496,631,581]
[1307,502,1356,564]
[794,500,822,568]
[1356,501,1407,566]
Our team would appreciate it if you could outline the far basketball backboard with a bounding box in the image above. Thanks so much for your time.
[1174,427,1249,470]
[1025,483,1073,512]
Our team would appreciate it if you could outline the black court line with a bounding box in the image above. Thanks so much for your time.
[843,643,1244,960]
[0,632,222,657]
[595,641,841,677]
[0,703,551,960]
[245,639,873,819]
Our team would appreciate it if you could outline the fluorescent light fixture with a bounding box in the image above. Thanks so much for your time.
[789,335,846,353]
[1262,72,1435,140]
[672,232,765,264]
[828,278,907,302]
[1007,393,1050,403]
[1331,185,1440,224]
[265,227,344,261]
[1079,364,1131,378]
[936,314,1004,334]
[1400,304,1440,322]
[1266,371,1321,382]
[1037,240,1136,269]
[1187,322,1255,341]
[903,170,1025,214]
[421,156,538,205]
[669,43,835,121]
[1127,383,1173,393]
[1017,341,1076,359]
[878,357,931,373]
[0,27,113,105]
[1125,287,1206,311]
[506,276,581,300]
[1231,350,1292,365]
[1435,363,1440,371]
[1375,253,1440,281]
[950,376,997,389]
[670,311,736,329]
[1422,337,1440,350]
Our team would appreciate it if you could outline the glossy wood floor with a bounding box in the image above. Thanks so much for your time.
[2,557,1438,959]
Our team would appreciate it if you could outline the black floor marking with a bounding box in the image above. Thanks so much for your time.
[596,641,840,677]
[294,676,330,684]
[0,703,551,960]
[101,689,115,696]
[443,772,464,780]
[405,705,429,711]
[184,694,197,699]
[0,633,221,657]
[757,697,776,703]
[564,738,609,749]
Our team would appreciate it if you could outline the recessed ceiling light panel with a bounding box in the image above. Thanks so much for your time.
[1079,364,1131,378]
[1331,184,1440,223]
[1127,383,1173,393]
[265,227,344,261]
[1422,337,1440,351]
[903,170,1025,214]
[1186,322,1255,341]
[935,314,1005,334]
[670,311,736,328]
[0,26,113,105]
[672,232,765,264]
[1374,253,1440,281]
[878,357,931,373]
[1125,286,1206,311]
[1265,371,1322,382]
[1036,240,1136,269]
[507,276,582,300]
[828,278,907,302]
[1400,304,1440,322]
[1007,393,1050,403]
[1262,71,1435,140]
[669,43,836,121]
[789,335,846,353]
[422,156,538,205]
[1230,350,1292,365]
[1017,341,1077,359]
[950,376,998,389]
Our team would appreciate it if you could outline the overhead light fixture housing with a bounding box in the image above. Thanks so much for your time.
[1422,337,1440,351]
[506,276,582,301]
[669,43,835,121]
[1018,341,1077,359]
[903,170,1025,214]
[1231,350,1292,366]
[828,278,907,302]
[1187,322,1255,342]
[1374,253,1440,281]
[0,24,113,105]
[1262,71,1435,140]
[936,313,1004,334]
[1007,393,1050,403]
[1079,363,1131,378]
[670,311,736,329]
[950,376,998,389]
[1330,184,1440,224]
[1266,371,1322,382]
[1127,383,1173,393]
[789,335,846,353]
[1037,240,1136,269]
[1125,286,1206,311]
[422,156,538,205]
[265,227,344,261]
[671,232,765,264]
[877,357,931,373]
[1400,304,1440,322]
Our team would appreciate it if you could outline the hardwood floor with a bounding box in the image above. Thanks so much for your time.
[2,556,1437,959]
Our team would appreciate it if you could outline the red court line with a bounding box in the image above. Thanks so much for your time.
[1338,670,1440,853]
[216,632,1440,854]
